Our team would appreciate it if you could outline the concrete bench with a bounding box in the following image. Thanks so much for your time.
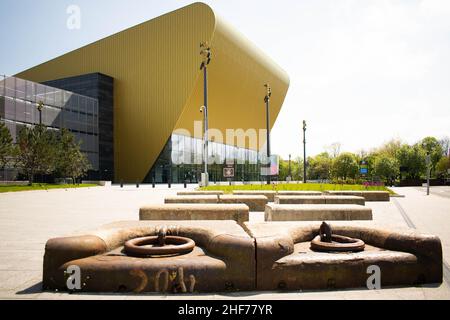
[177,191,224,196]
[140,203,249,225]
[164,195,219,204]
[219,195,268,212]
[325,191,390,201]
[277,191,322,196]
[232,190,276,202]
[265,204,372,221]
[275,195,365,205]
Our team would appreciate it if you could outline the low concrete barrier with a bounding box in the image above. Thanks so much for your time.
[232,190,276,202]
[265,204,372,221]
[164,195,219,204]
[325,190,390,201]
[140,203,249,225]
[277,191,322,196]
[219,195,268,212]
[177,191,224,196]
[275,195,365,205]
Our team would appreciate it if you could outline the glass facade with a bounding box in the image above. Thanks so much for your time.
[145,133,267,183]
[0,75,99,180]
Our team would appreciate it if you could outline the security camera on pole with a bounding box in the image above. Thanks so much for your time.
[200,42,211,187]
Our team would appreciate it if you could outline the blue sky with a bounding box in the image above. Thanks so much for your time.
[1,0,449,159]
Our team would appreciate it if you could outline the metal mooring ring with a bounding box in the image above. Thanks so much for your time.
[124,236,195,257]
[310,234,365,252]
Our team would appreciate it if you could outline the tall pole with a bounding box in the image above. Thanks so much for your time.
[288,154,291,180]
[426,152,431,196]
[264,84,271,185]
[303,120,307,183]
[200,42,211,187]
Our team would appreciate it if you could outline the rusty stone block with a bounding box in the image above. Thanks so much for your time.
[43,221,255,293]
[245,221,443,290]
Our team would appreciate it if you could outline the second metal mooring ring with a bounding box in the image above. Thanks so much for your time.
[124,236,195,257]
[310,234,365,252]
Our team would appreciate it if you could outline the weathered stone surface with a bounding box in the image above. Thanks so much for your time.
[164,195,219,204]
[326,190,390,201]
[275,195,365,205]
[232,190,276,202]
[277,191,322,196]
[265,204,372,221]
[43,220,255,293]
[219,195,268,212]
[177,191,224,196]
[140,203,249,225]
[245,221,443,290]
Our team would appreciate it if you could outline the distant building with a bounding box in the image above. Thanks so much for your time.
[0,75,99,181]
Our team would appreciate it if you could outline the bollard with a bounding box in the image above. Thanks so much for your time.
[184,180,187,188]
[152,177,155,188]
[136,181,139,188]
[120,180,123,188]
[168,179,171,189]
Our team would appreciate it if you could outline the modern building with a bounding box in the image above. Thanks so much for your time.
[15,2,290,183]
[0,75,99,181]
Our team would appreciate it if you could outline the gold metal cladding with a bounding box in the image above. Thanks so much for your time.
[15,3,290,182]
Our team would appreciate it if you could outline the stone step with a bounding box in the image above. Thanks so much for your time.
[325,191,390,201]
[165,195,219,204]
[140,203,249,225]
[177,191,224,196]
[275,195,365,205]
[265,204,373,221]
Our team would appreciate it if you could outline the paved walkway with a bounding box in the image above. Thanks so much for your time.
[0,185,449,299]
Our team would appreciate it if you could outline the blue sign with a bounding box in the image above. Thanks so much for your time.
[360,168,368,174]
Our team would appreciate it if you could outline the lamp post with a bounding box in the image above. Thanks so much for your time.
[426,152,431,196]
[288,154,292,181]
[200,42,211,187]
[302,120,307,183]
[264,83,272,184]
[36,101,44,125]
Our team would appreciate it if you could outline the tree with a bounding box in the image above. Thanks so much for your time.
[420,137,443,174]
[55,129,91,182]
[377,138,403,158]
[326,142,341,158]
[438,136,450,156]
[436,156,450,178]
[307,152,332,180]
[0,121,15,170]
[396,144,426,180]
[331,152,359,180]
[372,154,399,184]
[16,124,57,185]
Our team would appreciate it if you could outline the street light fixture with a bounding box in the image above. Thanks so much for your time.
[200,42,211,187]
[264,83,272,185]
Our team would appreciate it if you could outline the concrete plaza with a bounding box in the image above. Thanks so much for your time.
[0,185,449,300]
